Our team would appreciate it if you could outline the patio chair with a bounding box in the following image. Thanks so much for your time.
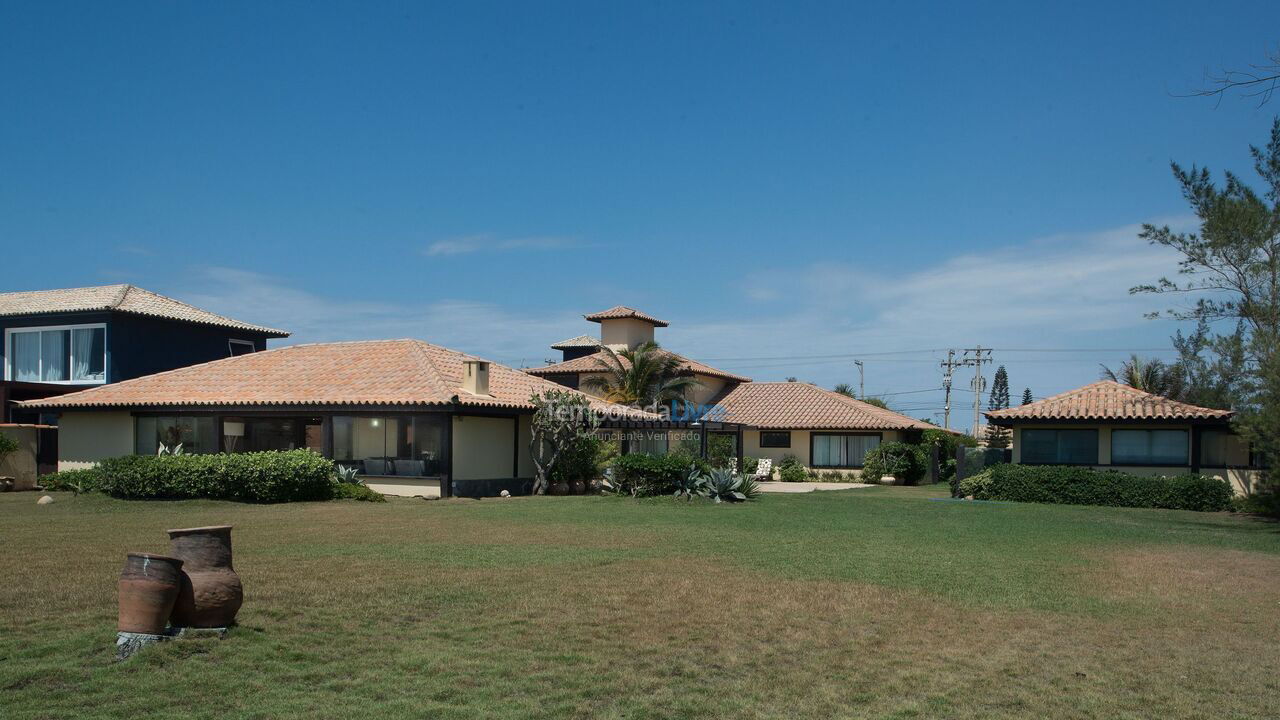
[752,458,773,481]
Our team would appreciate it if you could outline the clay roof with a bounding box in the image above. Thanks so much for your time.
[19,339,654,417]
[549,334,601,350]
[985,381,1232,424]
[707,382,942,431]
[0,284,289,337]
[525,348,752,383]
[583,306,669,327]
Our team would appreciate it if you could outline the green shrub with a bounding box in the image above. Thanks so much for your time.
[779,454,801,470]
[0,432,20,458]
[1231,488,1280,517]
[40,467,104,494]
[707,434,737,469]
[971,464,1233,512]
[778,462,807,483]
[331,481,386,502]
[611,453,698,497]
[94,450,336,503]
[741,456,759,475]
[550,433,603,485]
[861,442,927,485]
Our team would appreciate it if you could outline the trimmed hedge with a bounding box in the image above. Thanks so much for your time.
[87,450,337,503]
[861,442,927,485]
[963,464,1233,512]
[612,453,706,496]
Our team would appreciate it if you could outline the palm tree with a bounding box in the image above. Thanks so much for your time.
[1099,354,1184,399]
[581,342,701,408]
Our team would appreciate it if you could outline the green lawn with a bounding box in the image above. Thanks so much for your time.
[2,485,1278,719]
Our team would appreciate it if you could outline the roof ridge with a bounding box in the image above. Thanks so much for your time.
[110,284,134,308]
[405,340,457,399]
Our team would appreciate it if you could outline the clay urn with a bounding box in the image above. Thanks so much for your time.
[569,478,587,495]
[549,479,570,496]
[118,553,184,634]
[166,525,243,628]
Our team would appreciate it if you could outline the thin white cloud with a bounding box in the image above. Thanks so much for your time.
[177,267,583,368]
[424,234,583,256]
[164,218,1198,428]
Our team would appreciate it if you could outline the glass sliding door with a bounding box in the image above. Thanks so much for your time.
[135,416,217,455]
[332,415,449,477]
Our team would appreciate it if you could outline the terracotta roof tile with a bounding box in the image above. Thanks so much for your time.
[549,334,601,349]
[20,339,654,417]
[707,382,942,431]
[583,306,669,327]
[525,348,751,383]
[0,284,288,336]
[985,381,1232,423]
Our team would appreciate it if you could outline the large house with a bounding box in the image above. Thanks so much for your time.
[985,380,1261,494]
[1,284,288,423]
[527,306,940,474]
[21,339,655,498]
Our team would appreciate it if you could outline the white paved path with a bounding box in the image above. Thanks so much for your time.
[755,481,874,493]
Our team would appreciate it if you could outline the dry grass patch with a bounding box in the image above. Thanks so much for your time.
[2,489,1279,719]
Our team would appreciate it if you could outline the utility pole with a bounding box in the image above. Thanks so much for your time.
[939,350,962,430]
[854,360,864,399]
[963,346,992,437]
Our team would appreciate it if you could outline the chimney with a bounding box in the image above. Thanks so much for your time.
[461,358,491,396]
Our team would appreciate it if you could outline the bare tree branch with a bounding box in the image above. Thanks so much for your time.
[1176,48,1280,108]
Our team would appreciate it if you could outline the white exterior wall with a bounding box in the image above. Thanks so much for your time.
[57,411,135,470]
[599,318,655,349]
[451,415,519,481]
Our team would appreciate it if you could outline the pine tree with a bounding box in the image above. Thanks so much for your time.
[985,366,1011,448]
[1021,388,1033,406]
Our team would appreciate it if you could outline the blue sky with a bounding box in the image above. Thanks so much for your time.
[3,1,1278,427]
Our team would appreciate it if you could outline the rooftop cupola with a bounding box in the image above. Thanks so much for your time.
[583,305,668,350]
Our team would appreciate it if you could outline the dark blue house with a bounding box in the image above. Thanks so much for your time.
[1,284,289,424]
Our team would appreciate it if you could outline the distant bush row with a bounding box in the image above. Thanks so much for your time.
[42,450,383,503]
[958,464,1233,512]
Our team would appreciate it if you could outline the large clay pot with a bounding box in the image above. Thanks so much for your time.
[569,479,586,495]
[118,553,184,634]
[549,480,570,496]
[166,525,243,628]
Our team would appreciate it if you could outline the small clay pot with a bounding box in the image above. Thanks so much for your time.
[167,525,243,628]
[569,479,586,495]
[118,553,184,634]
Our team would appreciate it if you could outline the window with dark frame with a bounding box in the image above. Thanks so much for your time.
[759,431,791,448]
[228,340,256,357]
[1020,428,1098,465]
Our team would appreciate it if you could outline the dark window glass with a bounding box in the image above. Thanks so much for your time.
[1020,429,1098,465]
[134,416,216,455]
[1111,429,1187,465]
[760,431,791,448]
[332,415,449,477]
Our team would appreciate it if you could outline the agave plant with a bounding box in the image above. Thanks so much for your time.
[704,468,747,503]
[335,465,363,485]
[673,465,707,500]
[737,474,761,500]
[157,442,185,456]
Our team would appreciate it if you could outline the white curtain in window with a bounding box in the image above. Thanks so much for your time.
[813,435,845,466]
[11,331,40,381]
[71,327,105,381]
[40,330,68,381]
[846,435,881,467]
